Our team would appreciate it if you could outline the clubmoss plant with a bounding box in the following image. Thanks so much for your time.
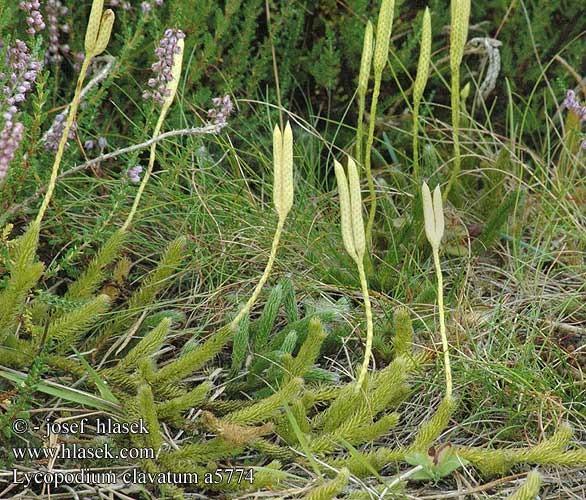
[422,182,452,398]
[508,471,542,499]
[334,157,372,392]
[444,0,471,200]
[355,21,373,164]
[229,122,294,329]
[412,8,431,182]
[364,0,395,245]
[36,0,115,224]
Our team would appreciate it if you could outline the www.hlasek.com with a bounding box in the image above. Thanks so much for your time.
[12,468,255,488]
[10,416,255,488]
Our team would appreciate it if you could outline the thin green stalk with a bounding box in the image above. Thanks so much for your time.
[230,217,285,330]
[36,57,92,224]
[444,65,461,200]
[356,21,373,164]
[121,112,166,232]
[364,76,382,246]
[356,90,366,164]
[412,108,421,181]
[432,247,452,398]
[355,260,373,392]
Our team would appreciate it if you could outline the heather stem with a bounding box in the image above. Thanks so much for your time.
[36,57,92,224]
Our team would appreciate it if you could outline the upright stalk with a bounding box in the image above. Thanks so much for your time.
[364,76,382,246]
[422,182,452,399]
[444,64,462,200]
[230,217,285,329]
[433,247,452,398]
[36,0,115,223]
[412,8,432,183]
[121,112,165,231]
[355,260,374,391]
[35,58,91,224]
[364,0,395,247]
[356,21,373,168]
[444,0,470,200]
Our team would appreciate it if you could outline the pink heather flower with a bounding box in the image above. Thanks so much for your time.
[108,0,131,9]
[127,165,143,183]
[45,0,70,64]
[142,28,185,104]
[563,89,586,121]
[44,110,76,151]
[19,1,46,35]
[2,40,41,123]
[207,95,234,132]
[0,122,24,181]
[73,51,85,72]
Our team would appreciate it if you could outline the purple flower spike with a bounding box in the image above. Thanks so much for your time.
[0,122,24,181]
[45,0,70,64]
[207,95,234,133]
[2,40,41,123]
[19,1,46,35]
[563,89,586,122]
[142,28,185,104]
[44,110,76,151]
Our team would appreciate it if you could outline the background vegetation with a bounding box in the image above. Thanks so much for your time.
[0,0,584,498]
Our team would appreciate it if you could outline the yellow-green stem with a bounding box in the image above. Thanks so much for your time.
[444,66,461,201]
[36,57,92,224]
[412,106,421,182]
[121,111,166,232]
[355,259,374,392]
[433,247,452,398]
[364,74,382,246]
[355,89,367,165]
[230,217,285,330]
